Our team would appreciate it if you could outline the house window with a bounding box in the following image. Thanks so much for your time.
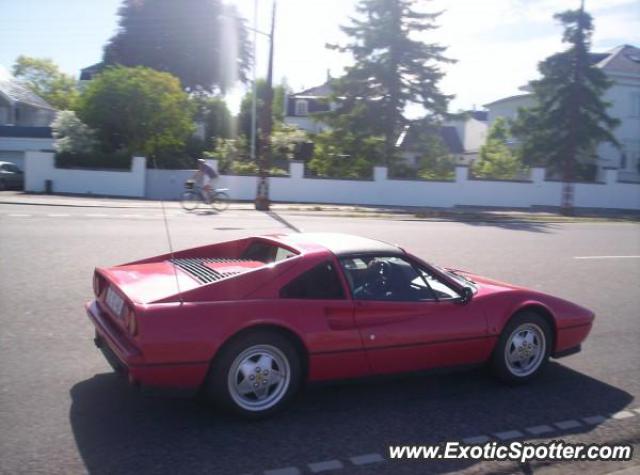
[295,99,309,116]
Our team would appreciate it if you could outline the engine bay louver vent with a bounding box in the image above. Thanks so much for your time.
[170,258,249,284]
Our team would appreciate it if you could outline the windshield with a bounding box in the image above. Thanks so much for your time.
[3,164,21,173]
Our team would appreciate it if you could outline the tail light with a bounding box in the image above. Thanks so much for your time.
[93,273,104,297]
[124,307,138,336]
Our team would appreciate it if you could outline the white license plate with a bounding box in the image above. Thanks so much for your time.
[105,287,125,317]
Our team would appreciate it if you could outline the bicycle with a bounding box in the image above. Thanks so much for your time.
[180,180,230,212]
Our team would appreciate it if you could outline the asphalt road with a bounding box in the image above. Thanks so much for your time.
[1,199,639,475]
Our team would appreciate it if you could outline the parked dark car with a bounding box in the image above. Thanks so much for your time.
[0,161,24,190]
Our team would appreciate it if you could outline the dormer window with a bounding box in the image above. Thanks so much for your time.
[295,99,309,116]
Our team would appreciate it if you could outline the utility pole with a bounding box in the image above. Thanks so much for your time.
[255,0,276,211]
[249,0,258,164]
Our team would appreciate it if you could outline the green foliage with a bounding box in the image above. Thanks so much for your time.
[77,66,195,160]
[472,118,524,180]
[12,56,79,109]
[271,124,308,162]
[191,92,232,143]
[51,111,97,155]
[238,79,287,145]
[510,8,619,180]
[415,132,456,180]
[104,0,251,92]
[325,0,454,162]
[307,130,384,179]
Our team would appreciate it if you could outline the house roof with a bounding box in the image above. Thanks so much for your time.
[485,44,640,108]
[467,110,488,122]
[80,62,106,81]
[595,44,640,76]
[483,93,533,108]
[0,70,55,110]
[291,81,334,98]
[399,124,465,155]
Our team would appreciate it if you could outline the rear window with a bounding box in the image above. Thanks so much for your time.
[280,261,345,299]
[241,240,297,263]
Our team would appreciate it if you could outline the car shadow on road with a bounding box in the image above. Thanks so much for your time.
[69,362,632,475]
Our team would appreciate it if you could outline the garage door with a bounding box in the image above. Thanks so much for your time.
[0,151,25,171]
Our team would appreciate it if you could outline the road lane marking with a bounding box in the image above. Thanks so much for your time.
[554,420,582,430]
[582,415,607,425]
[525,424,555,436]
[264,467,301,475]
[308,460,344,473]
[494,430,524,441]
[349,453,384,465]
[7,213,32,217]
[611,410,636,420]
[462,435,490,444]
[574,255,640,259]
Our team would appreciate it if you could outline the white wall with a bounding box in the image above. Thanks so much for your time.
[0,136,54,170]
[145,161,640,210]
[25,151,146,197]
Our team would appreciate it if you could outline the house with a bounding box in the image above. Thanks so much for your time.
[284,81,334,134]
[285,79,487,164]
[396,112,488,168]
[0,69,56,169]
[485,44,640,182]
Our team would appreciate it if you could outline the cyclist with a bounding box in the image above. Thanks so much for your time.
[190,159,218,201]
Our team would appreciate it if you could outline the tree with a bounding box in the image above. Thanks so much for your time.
[77,66,194,162]
[104,0,251,92]
[12,56,78,109]
[511,6,619,185]
[51,111,97,155]
[308,129,384,179]
[473,117,523,179]
[238,79,286,145]
[191,92,232,143]
[325,0,454,163]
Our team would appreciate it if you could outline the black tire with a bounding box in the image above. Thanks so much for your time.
[180,191,200,211]
[205,330,302,418]
[491,311,552,384]
[211,191,230,212]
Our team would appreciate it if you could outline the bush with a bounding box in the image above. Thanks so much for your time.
[52,111,97,155]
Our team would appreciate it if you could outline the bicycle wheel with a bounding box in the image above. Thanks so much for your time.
[211,191,230,212]
[181,191,201,211]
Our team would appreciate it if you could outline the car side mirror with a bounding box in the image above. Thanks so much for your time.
[460,286,473,304]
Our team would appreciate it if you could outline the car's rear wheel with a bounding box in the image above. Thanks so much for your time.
[491,311,551,384]
[205,330,301,418]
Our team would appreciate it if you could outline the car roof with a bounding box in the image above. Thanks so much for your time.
[268,232,403,257]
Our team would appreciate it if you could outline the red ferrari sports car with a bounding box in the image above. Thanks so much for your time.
[86,233,594,417]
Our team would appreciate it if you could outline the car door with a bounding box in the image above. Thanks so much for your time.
[339,255,491,375]
[278,259,368,381]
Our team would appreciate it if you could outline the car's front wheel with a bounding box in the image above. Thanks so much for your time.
[206,330,302,418]
[491,312,551,384]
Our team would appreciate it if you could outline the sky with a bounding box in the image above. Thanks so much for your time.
[1,0,638,114]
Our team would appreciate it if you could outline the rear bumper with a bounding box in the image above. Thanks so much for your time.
[86,300,208,392]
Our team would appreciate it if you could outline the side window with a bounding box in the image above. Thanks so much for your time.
[280,261,345,299]
[340,256,438,302]
[295,99,309,116]
[419,268,461,300]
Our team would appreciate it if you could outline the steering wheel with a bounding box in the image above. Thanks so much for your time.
[361,261,392,298]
